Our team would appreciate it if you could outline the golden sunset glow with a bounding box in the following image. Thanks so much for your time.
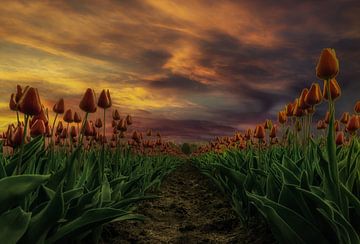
[0,0,359,141]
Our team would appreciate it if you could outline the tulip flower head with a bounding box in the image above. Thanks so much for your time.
[53,98,65,114]
[316,48,339,80]
[18,87,42,116]
[79,88,97,113]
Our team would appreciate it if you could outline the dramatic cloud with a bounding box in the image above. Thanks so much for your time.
[0,0,359,142]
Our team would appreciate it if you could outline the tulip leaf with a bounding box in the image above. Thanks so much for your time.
[0,174,50,213]
[0,207,31,244]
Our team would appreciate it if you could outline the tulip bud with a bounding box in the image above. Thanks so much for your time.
[117,119,127,132]
[269,126,276,138]
[95,118,102,128]
[245,129,252,140]
[316,48,339,80]
[12,125,24,147]
[63,109,74,123]
[60,128,68,139]
[111,120,117,128]
[32,108,48,125]
[354,101,360,114]
[56,121,64,134]
[305,83,322,106]
[30,119,46,138]
[299,88,310,109]
[53,98,65,114]
[264,119,272,129]
[293,99,305,117]
[112,109,120,120]
[79,88,97,113]
[336,132,345,146]
[70,126,77,138]
[9,93,17,111]
[147,129,152,136]
[98,89,111,109]
[15,85,23,103]
[346,115,360,133]
[254,125,265,139]
[126,115,132,125]
[323,79,341,101]
[340,112,349,124]
[74,112,82,123]
[18,87,42,116]
[285,103,294,117]
[317,120,326,130]
[84,121,93,136]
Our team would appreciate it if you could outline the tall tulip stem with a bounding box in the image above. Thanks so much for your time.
[17,114,29,175]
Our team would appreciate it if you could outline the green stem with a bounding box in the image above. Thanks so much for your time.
[325,78,342,210]
[17,115,29,175]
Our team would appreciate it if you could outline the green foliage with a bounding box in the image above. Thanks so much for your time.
[0,137,182,243]
[193,137,360,244]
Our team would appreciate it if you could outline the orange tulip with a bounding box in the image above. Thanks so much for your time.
[56,121,64,134]
[126,115,133,125]
[98,89,111,109]
[112,109,120,120]
[70,126,77,138]
[254,125,265,139]
[346,115,359,133]
[340,112,349,124]
[32,108,48,125]
[74,112,82,123]
[316,48,339,80]
[53,98,65,114]
[335,131,345,145]
[15,85,23,103]
[18,87,42,116]
[299,88,310,109]
[60,128,68,139]
[117,119,127,132]
[132,131,141,143]
[285,103,294,117]
[9,93,17,111]
[269,126,276,138]
[354,101,360,114]
[264,119,272,129]
[30,119,46,138]
[83,121,91,136]
[317,120,326,130]
[323,79,341,101]
[79,88,97,113]
[278,111,287,124]
[63,109,74,123]
[305,83,322,106]
[95,118,102,128]
[293,99,305,117]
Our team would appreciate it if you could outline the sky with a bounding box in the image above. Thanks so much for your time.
[0,0,359,142]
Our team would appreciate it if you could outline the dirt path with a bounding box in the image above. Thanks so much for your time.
[102,163,274,243]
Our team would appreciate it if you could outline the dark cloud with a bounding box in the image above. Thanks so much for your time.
[0,0,359,142]
[148,74,210,92]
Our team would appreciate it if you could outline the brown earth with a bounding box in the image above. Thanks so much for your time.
[102,163,275,244]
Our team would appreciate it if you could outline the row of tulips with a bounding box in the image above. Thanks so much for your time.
[192,48,360,243]
[0,86,184,243]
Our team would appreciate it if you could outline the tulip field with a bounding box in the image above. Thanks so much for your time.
[0,48,359,243]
